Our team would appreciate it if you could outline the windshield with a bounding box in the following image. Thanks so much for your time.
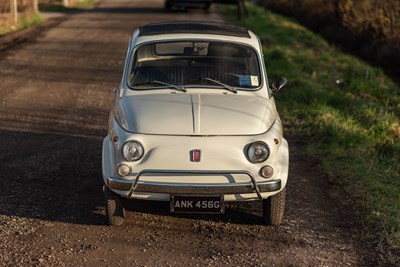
[128,41,261,90]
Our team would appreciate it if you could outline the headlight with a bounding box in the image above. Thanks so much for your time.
[247,141,269,163]
[122,141,144,161]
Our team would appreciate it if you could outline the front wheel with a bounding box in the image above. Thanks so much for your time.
[104,186,125,226]
[262,188,286,225]
[164,1,172,10]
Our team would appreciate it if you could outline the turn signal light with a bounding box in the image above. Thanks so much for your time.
[260,165,274,178]
[117,164,131,177]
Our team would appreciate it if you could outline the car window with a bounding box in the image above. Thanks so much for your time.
[129,41,261,90]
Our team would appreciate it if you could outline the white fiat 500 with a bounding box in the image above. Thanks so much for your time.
[102,22,289,226]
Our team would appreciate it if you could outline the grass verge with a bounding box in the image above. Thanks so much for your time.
[39,0,99,12]
[0,13,44,37]
[0,0,98,37]
[221,4,400,265]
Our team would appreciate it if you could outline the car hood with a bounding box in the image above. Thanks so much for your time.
[116,93,277,135]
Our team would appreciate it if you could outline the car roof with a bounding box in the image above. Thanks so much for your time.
[138,21,251,38]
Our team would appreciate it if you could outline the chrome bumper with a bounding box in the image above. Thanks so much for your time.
[106,170,281,200]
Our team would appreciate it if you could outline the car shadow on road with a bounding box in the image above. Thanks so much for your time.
[0,129,106,226]
[124,198,265,226]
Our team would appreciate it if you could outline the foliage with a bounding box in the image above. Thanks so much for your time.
[38,0,98,12]
[69,0,98,9]
[222,4,400,264]
[257,0,400,76]
[0,13,44,36]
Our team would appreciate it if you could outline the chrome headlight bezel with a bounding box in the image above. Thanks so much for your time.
[247,141,270,163]
[122,140,144,161]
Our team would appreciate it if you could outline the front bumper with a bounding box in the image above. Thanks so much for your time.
[106,169,281,200]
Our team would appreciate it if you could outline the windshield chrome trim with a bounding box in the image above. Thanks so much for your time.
[125,38,264,92]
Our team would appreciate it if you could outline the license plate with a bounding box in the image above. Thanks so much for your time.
[170,195,224,214]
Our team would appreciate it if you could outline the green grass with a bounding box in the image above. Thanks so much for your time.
[0,13,44,37]
[221,4,400,264]
[39,0,98,12]
[73,0,98,8]
[0,0,98,36]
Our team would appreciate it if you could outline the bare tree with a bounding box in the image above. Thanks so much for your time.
[33,0,39,13]
[10,0,18,23]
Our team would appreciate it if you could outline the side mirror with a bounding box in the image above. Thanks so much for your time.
[113,88,118,94]
[269,77,287,95]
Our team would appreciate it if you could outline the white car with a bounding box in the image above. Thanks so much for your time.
[102,22,289,226]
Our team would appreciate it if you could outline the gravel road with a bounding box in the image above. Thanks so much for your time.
[0,0,376,265]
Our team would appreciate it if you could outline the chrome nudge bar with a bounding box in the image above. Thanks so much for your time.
[106,170,281,200]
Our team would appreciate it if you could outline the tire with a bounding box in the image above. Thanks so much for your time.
[262,188,286,225]
[104,186,125,226]
[165,1,172,11]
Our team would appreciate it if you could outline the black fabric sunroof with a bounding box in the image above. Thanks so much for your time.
[138,22,250,38]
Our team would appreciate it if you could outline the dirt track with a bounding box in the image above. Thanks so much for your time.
[0,0,375,266]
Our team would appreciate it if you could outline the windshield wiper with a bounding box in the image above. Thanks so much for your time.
[203,78,237,94]
[153,80,187,92]
[132,80,187,92]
